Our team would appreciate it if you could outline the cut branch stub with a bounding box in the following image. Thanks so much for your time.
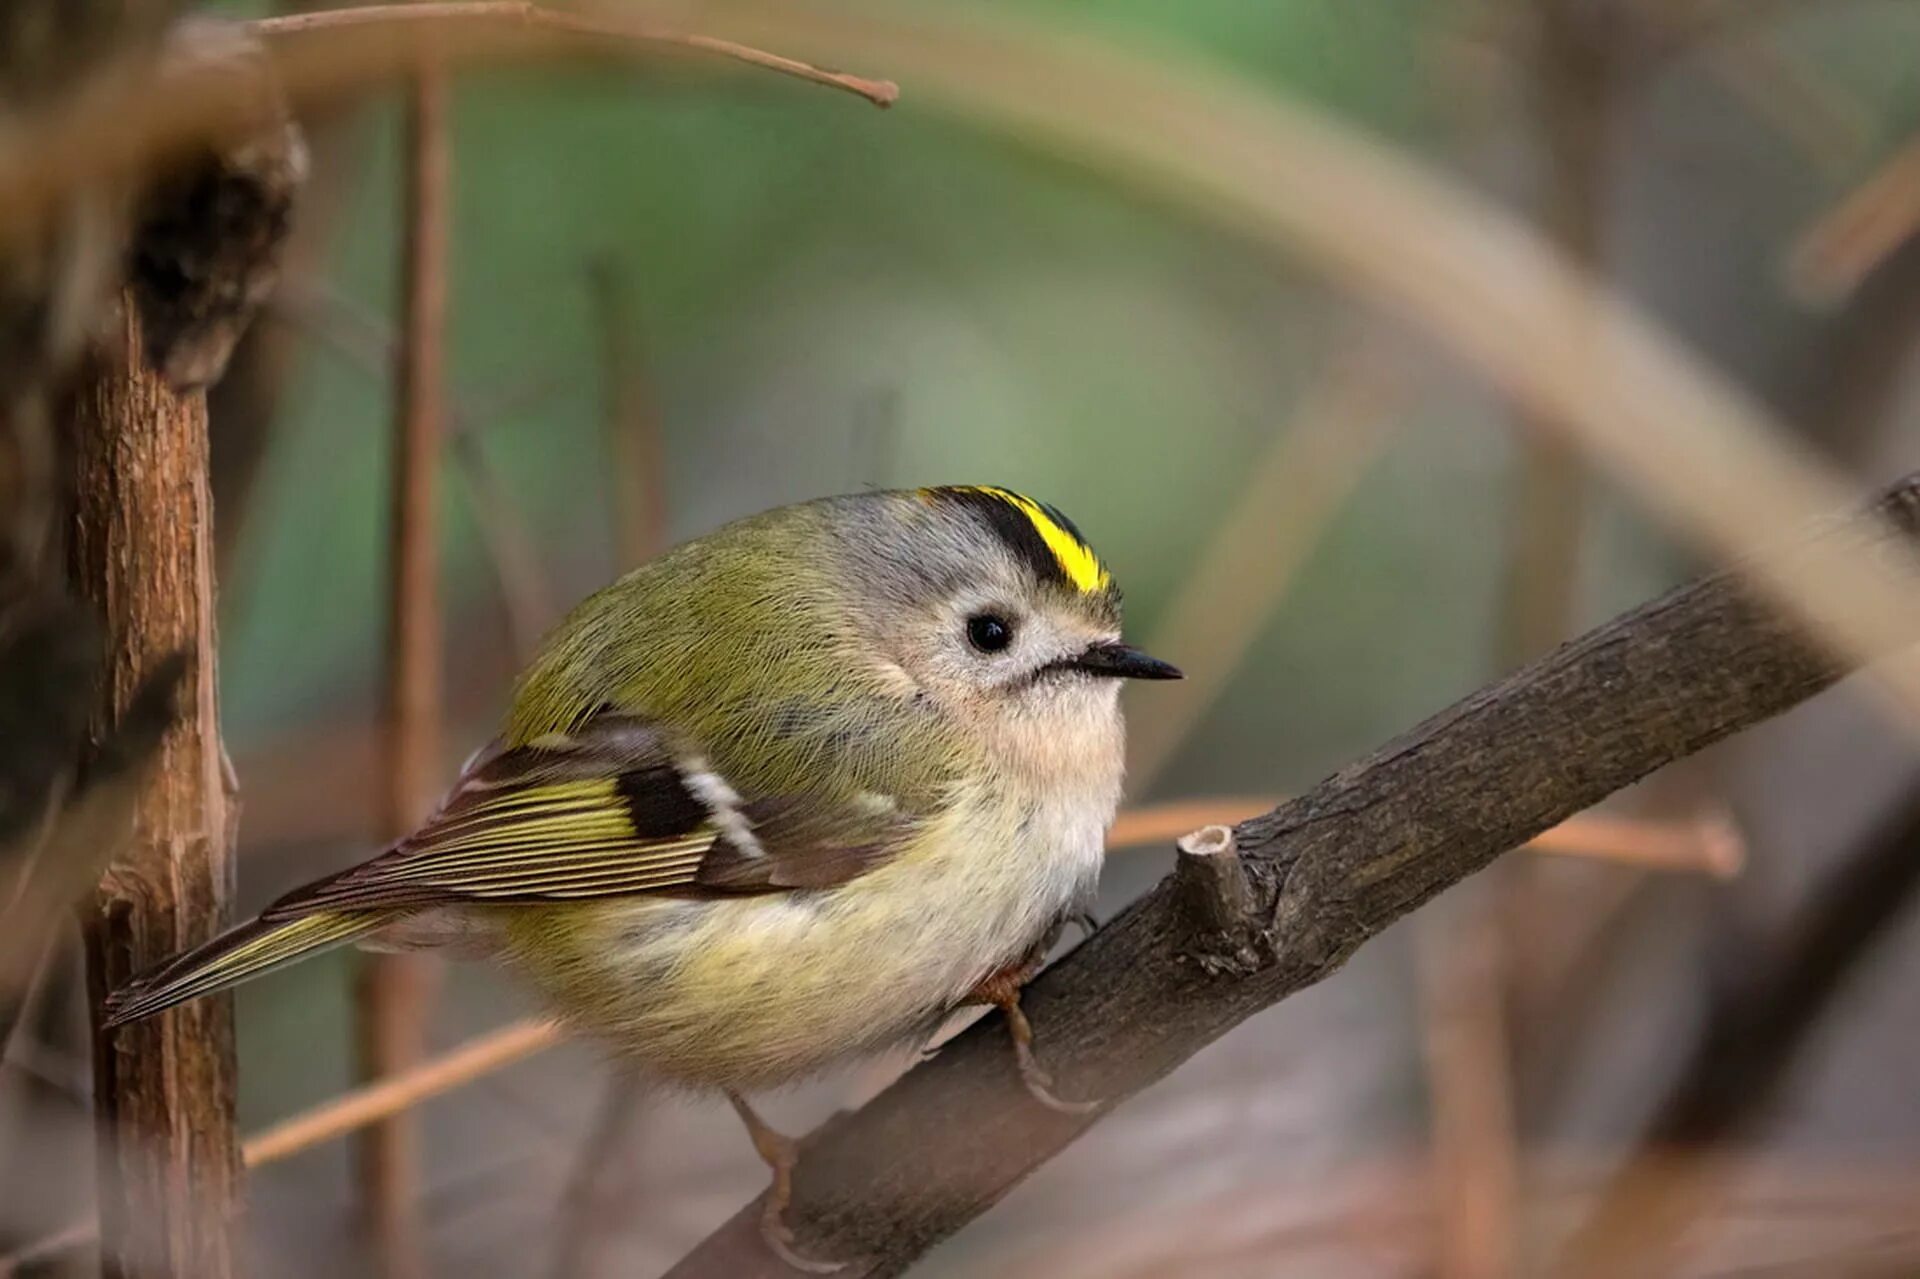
[1173,823,1265,976]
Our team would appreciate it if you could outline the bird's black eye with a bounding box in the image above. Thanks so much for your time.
[966,613,1014,653]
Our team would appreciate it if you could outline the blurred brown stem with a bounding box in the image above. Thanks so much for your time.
[1428,9,1624,1273]
[272,279,555,657]
[1790,128,1920,307]
[1127,338,1403,786]
[1499,0,1618,669]
[356,53,450,1279]
[1695,29,1873,181]
[548,1074,651,1279]
[1419,912,1518,1279]
[588,258,668,568]
[544,257,672,1279]
[1552,781,1920,1278]
[249,1018,561,1167]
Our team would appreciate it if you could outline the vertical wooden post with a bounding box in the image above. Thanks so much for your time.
[71,294,240,1279]
[356,51,448,1279]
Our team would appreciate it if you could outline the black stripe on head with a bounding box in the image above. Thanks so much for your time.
[922,485,1072,591]
[615,764,711,840]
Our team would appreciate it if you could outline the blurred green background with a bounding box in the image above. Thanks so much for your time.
[30,2,1920,1274]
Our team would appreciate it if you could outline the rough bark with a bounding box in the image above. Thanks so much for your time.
[664,475,1920,1279]
[70,295,240,1279]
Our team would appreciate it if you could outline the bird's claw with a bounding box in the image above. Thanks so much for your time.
[759,1205,844,1275]
[967,969,1101,1114]
[729,1090,847,1274]
[1010,1033,1101,1115]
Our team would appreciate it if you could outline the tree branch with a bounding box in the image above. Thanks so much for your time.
[71,293,241,1279]
[664,473,1920,1279]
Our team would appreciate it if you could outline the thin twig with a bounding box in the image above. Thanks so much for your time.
[247,1018,565,1167]
[356,54,451,1279]
[0,1218,100,1278]
[248,2,898,107]
[272,280,557,656]
[548,1073,651,1279]
[1501,0,1616,670]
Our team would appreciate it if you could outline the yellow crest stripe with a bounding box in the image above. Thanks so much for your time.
[974,486,1112,594]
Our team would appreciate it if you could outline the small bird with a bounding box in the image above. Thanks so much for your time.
[106,485,1179,1271]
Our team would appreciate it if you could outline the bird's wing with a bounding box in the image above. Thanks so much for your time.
[261,712,917,917]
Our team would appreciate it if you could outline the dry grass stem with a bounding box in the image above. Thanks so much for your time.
[1790,129,1920,304]
[1127,339,1405,786]
[273,281,555,657]
[0,1218,100,1278]
[1697,31,1874,179]
[245,1018,565,1167]
[5,1018,567,1267]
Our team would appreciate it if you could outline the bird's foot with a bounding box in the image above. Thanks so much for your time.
[964,967,1100,1115]
[726,1091,845,1274]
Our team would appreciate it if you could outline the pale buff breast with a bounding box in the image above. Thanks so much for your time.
[496,776,1114,1092]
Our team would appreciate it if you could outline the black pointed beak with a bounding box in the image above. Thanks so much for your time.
[1069,641,1183,681]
